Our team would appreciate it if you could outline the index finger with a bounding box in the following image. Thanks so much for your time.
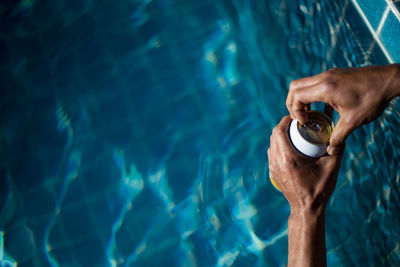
[287,73,329,122]
[290,74,326,90]
[287,84,329,124]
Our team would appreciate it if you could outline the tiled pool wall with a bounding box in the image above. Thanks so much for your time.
[353,0,400,62]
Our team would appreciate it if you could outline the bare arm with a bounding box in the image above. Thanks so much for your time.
[386,64,400,99]
[268,116,344,267]
[286,64,400,155]
[288,208,326,267]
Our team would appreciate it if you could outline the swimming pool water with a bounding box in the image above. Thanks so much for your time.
[0,0,399,266]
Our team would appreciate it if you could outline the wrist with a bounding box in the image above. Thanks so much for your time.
[289,192,328,218]
[289,206,325,224]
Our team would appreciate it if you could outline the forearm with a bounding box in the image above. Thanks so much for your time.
[383,64,400,100]
[288,209,327,267]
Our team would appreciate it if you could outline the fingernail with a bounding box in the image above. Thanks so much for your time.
[328,146,339,155]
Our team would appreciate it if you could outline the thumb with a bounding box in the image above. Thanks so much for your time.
[328,118,353,156]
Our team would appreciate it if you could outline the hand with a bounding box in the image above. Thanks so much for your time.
[268,115,345,267]
[286,64,400,155]
[268,116,344,213]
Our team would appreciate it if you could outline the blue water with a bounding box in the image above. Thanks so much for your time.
[0,0,399,266]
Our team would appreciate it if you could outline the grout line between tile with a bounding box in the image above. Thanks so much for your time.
[376,6,392,35]
[385,0,400,21]
[351,0,393,63]
[364,6,391,62]
[325,0,349,63]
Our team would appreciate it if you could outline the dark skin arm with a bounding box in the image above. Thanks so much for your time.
[286,64,400,155]
[268,116,344,267]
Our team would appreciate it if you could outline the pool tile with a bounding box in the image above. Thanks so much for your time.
[59,204,97,240]
[355,0,387,30]
[395,0,400,11]
[379,9,400,62]
[73,237,106,267]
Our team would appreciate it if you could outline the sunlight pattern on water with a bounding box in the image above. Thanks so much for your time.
[0,231,17,267]
[0,0,399,266]
[107,150,144,267]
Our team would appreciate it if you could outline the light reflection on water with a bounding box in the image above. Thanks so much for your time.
[0,0,399,266]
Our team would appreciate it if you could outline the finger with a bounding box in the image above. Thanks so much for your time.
[272,115,294,152]
[267,148,273,172]
[291,86,327,124]
[270,117,287,152]
[292,100,309,125]
[328,119,353,155]
[318,142,346,192]
[267,148,282,190]
[267,149,275,175]
[275,115,292,132]
[267,147,272,163]
[286,90,295,120]
[320,141,346,165]
[287,87,311,121]
[287,73,328,118]
[289,73,327,90]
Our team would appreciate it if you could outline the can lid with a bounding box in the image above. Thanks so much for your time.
[289,111,334,158]
[297,111,334,144]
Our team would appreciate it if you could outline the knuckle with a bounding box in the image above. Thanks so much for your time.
[274,126,284,135]
[269,160,278,172]
[269,162,276,171]
[282,154,295,167]
[289,80,299,91]
[289,80,296,89]
[286,98,291,107]
[272,126,279,135]
[321,80,337,93]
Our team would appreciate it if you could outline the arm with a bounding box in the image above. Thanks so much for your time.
[286,64,400,155]
[385,64,400,99]
[268,116,344,267]
[288,207,326,267]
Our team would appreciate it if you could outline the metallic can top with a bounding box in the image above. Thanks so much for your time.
[289,111,334,158]
[297,111,334,145]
